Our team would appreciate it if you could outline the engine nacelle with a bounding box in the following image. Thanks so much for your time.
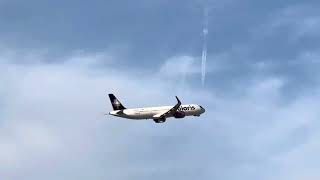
[173,111,186,118]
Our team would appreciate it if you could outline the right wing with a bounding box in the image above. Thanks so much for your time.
[153,96,181,119]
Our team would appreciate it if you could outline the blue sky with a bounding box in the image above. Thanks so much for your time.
[1,0,320,179]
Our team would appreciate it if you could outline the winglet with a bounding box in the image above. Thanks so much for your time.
[175,96,181,104]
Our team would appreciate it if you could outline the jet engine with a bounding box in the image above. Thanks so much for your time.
[153,116,166,123]
[173,111,186,118]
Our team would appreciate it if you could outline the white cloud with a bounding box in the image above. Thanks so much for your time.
[0,49,211,179]
[1,48,320,180]
[159,55,200,77]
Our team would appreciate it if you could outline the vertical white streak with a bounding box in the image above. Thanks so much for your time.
[201,7,209,86]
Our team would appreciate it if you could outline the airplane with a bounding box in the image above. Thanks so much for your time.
[108,94,205,123]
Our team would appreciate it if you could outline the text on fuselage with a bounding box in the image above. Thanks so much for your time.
[178,106,196,111]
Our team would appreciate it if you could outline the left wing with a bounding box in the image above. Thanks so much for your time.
[153,96,181,119]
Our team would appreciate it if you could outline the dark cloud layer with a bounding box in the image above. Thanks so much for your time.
[2,0,319,91]
[1,0,315,62]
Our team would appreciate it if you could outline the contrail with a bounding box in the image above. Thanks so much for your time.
[201,7,209,86]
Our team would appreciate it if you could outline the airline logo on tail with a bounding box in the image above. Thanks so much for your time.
[108,94,126,110]
[113,99,121,109]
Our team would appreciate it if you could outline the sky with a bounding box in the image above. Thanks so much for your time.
[1,0,320,179]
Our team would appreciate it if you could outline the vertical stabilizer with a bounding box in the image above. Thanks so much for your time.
[108,94,126,110]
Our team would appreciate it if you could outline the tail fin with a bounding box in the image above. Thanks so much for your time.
[108,94,126,110]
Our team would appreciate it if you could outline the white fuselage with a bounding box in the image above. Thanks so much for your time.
[109,104,205,120]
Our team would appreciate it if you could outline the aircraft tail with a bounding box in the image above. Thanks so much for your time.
[108,94,126,110]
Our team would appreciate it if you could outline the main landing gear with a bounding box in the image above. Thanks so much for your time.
[153,117,166,123]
